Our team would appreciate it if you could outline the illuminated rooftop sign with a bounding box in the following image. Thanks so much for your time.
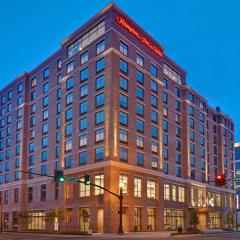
[116,16,163,58]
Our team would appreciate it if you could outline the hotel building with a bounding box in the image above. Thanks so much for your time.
[0,3,235,233]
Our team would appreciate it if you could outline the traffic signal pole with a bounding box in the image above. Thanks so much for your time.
[19,170,124,234]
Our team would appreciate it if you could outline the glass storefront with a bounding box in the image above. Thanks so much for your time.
[147,208,156,231]
[28,211,46,230]
[164,209,185,230]
[133,207,141,231]
[79,208,90,232]
[208,212,221,229]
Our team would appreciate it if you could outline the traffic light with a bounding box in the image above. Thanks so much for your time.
[84,175,91,185]
[215,173,226,186]
[54,170,64,183]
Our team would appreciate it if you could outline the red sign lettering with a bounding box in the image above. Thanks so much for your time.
[116,16,163,58]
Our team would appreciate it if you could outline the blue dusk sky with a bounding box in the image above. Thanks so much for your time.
[0,0,239,141]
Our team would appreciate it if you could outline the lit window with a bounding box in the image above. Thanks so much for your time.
[134,177,142,197]
[80,51,88,65]
[136,54,144,67]
[79,134,87,147]
[79,176,90,197]
[94,174,104,195]
[147,180,156,199]
[164,183,170,200]
[95,128,104,142]
[119,174,128,195]
[66,61,74,74]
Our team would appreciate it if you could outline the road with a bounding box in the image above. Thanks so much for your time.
[0,232,240,240]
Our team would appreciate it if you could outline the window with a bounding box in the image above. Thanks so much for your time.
[119,174,128,195]
[151,111,158,123]
[119,111,128,126]
[189,118,194,128]
[136,70,144,84]
[164,162,168,174]
[151,80,157,92]
[43,82,49,93]
[119,147,128,161]
[163,92,168,104]
[150,64,157,77]
[79,134,87,147]
[120,59,128,73]
[65,155,72,169]
[96,40,105,55]
[151,156,158,168]
[65,108,73,121]
[95,75,105,90]
[42,137,48,148]
[136,136,144,148]
[119,94,128,108]
[189,106,194,116]
[151,126,158,138]
[95,111,104,125]
[175,166,181,177]
[136,87,144,100]
[151,141,158,153]
[79,176,90,197]
[79,118,87,131]
[80,51,88,65]
[136,54,144,67]
[136,103,144,116]
[95,128,104,143]
[66,61,74,74]
[80,85,88,98]
[164,183,170,200]
[8,90,13,100]
[43,96,48,107]
[120,41,128,56]
[119,76,128,91]
[136,119,144,132]
[80,68,88,82]
[151,95,157,108]
[79,101,88,115]
[147,180,156,199]
[172,185,177,201]
[94,174,104,195]
[41,150,48,162]
[147,208,156,231]
[119,129,128,143]
[66,77,74,90]
[40,184,46,201]
[96,58,105,73]
[163,148,168,160]
[175,100,180,111]
[136,152,144,166]
[163,63,182,85]
[178,186,185,202]
[95,93,105,107]
[189,93,194,103]
[95,146,104,161]
[79,151,87,165]
[41,164,47,175]
[43,68,50,79]
[65,139,72,152]
[66,92,73,105]
[134,177,142,197]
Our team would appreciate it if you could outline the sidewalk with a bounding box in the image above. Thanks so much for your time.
[92,231,173,238]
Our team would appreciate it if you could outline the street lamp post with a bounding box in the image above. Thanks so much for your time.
[118,185,124,234]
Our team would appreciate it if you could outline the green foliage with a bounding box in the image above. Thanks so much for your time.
[188,209,199,229]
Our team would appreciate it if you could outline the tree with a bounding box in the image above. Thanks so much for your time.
[189,209,199,229]
[45,208,64,231]
[16,211,29,231]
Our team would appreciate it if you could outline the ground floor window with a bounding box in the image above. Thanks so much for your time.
[79,208,90,232]
[3,212,9,230]
[147,208,156,231]
[12,211,18,231]
[133,207,141,231]
[208,212,221,229]
[28,211,46,230]
[164,209,185,230]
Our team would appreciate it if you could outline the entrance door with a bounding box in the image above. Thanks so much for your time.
[97,208,104,232]
[198,213,206,230]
